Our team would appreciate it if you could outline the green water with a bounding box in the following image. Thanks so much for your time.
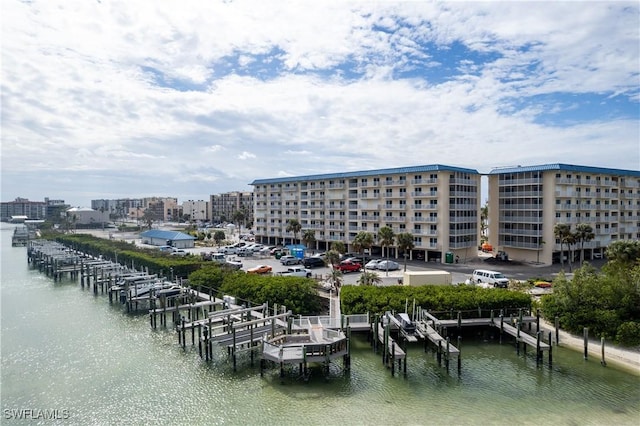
[1,225,639,425]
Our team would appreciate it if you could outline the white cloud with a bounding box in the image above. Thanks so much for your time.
[1,0,638,206]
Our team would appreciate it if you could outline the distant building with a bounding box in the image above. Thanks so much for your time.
[210,191,254,226]
[182,200,209,222]
[65,207,109,226]
[139,229,195,249]
[1,197,69,222]
[91,197,179,222]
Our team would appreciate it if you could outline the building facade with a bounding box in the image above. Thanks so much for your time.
[1,197,70,222]
[251,165,480,262]
[487,164,640,265]
[210,192,254,226]
[182,200,209,222]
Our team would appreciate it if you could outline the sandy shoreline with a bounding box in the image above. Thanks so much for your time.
[540,319,640,376]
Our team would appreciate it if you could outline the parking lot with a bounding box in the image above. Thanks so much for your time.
[87,227,596,286]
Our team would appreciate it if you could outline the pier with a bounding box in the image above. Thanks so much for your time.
[25,239,558,381]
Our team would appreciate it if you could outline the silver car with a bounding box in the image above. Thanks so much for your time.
[376,260,399,271]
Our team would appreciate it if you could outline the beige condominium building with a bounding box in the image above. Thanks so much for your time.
[487,164,640,265]
[251,164,480,263]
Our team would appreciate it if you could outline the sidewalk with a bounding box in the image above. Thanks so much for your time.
[540,319,640,376]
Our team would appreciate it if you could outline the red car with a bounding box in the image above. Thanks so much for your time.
[334,260,362,273]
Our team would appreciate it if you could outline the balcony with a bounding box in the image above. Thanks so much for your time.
[410,204,437,210]
[500,190,541,197]
[499,216,543,223]
[499,177,542,185]
[450,178,477,185]
[327,183,345,189]
[411,178,438,185]
[382,216,405,222]
[450,190,478,197]
[411,217,437,223]
[383,179,407,186]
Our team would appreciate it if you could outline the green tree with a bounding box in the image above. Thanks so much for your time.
[358,271,382,286]
[213,230,225,247]
[574,223,595,264]
[301,229,316,253]
[604,240,640,265]
[553,223,571,269]
[232,210,245,233]
[328,268,344,292]
[142,209,156,230]
[396,232,415,272]
[330,241,346,255]
[352,231,374,258]
[378,226,395,261]
[286,218,302,245]
[326,249,341,268]
[480,201,489,241]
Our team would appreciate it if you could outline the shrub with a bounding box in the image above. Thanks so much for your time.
[616,321,640,347]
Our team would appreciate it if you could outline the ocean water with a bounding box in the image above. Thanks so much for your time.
[1,224,639,425]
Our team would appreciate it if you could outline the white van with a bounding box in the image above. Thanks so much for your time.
[472,269,509,288]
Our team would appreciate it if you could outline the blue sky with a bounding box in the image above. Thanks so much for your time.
[1,0,639,207]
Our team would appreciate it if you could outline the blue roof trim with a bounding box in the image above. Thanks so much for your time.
[250,164,479,185]
[139,230,195,240]
[488,163,640,177]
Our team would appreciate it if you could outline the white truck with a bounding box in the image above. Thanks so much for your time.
[279,266,312,278]
[402,270,452,286]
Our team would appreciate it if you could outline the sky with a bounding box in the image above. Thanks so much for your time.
[1,0,639,208]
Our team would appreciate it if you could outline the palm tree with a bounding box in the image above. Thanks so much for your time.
[480,202,489,241]
[574,223,595,264]
[330,241,346,256]
[286,218,302,245]
[326,249,341,268]
[396,232,415,272]
[358,271,382,286]
[142,209,156,230]
[553,223,571,268]
[352,231,374,259]
[605,240,640,264]
[378,226,395,263]
[302,229,316,253]
[328,268,344,292]
[566,232,577,272]
[232,210,245,234]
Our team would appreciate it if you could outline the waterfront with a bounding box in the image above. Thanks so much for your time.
[1,225,639,425]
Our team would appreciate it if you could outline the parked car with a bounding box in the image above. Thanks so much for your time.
[344,256,367,265]
[302,257,325,268]
[220,246,238,255]
[170,249,187,256]
[279,266,312,277]
[334,260,362,273]
[280,255,301,265]
[364,259,382,270]
[247,264,273,274]
[376,260,399,271]
[224,259,243,270]
[472,269,509,288]
[270,247,285,255]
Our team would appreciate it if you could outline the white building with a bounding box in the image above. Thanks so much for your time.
[251,164,481,263]
[65,207,109,226]
[487,164,640,265]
